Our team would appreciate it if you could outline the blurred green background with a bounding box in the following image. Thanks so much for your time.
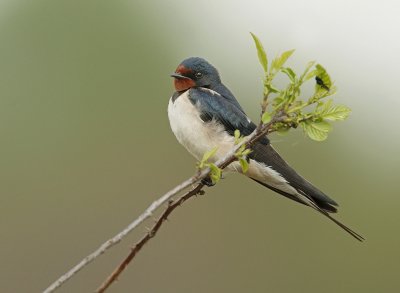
[1,0,399,292]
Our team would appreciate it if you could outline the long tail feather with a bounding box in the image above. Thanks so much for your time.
[298,190,364,242]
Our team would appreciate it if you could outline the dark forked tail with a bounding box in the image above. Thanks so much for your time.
[253,179,364,242]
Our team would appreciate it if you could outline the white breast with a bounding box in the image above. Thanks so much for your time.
[167,90,236,162]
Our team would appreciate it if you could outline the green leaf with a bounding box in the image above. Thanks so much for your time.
[201,147,218,164]
[261,112,272,124]
[318,99,332,112]
[281,67,296,83]
[239,158,249,173]
[320,104,351,121]
[271,49,295,72]
[237,144,246,155]
[315,64,332,91]
[242,149,252,156]
[305,69,318,81]
[209,163,222,184]
[300,61,316,82]
[250,33,268,73]
[265,83,280,94]
[313,120,332,132]
[300,120,331,141]
[234,129,241,144]
[276,126,290,136]
[272,96,284,109]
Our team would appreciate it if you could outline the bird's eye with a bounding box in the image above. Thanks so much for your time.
[195,72,203,78]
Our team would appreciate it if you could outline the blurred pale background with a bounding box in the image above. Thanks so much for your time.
[1,0,399,292]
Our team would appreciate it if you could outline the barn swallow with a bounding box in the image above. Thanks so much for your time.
[168,57,363,241]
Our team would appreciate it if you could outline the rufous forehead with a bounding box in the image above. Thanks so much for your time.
[175,65,193,75]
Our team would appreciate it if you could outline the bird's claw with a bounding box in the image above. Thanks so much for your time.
[201,176,215,187]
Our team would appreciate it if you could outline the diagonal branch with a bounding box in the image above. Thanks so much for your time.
[43,115,285,293]
[42,176,205,293]
[96,183,205,293]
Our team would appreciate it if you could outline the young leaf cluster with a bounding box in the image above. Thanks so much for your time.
[197,147,222,184]
[251,33,351,141]
[234,130,252,173]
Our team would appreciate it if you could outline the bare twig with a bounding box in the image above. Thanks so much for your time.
[96,183,205,293]
[43,114,285,293]
[42,176,205,293]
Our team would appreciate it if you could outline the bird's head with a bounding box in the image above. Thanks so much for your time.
[171,57,221,92]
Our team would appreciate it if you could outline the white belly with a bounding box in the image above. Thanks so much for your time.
[167,91,236,163]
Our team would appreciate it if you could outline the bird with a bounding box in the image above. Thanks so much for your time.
[167,57,363,241]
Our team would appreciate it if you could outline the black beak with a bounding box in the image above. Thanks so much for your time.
[170,73,192,80]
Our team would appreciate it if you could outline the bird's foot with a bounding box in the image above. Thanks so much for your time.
[201,176,215,187]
